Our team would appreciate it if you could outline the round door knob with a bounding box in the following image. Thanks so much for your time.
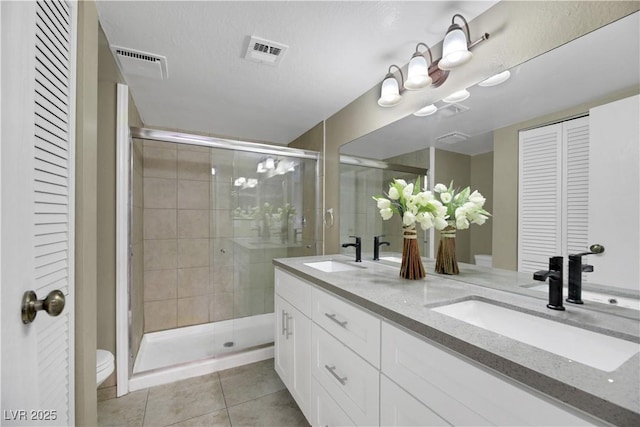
[21,289,66,324]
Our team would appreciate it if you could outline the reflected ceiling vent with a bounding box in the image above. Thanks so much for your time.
[111,46,168,80]
[436,131,470,144]
[244,36,288,66]
[438,103,469,117]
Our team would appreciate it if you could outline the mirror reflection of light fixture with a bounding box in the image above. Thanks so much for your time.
[377,65,404,107]
[405,43,433,90]
[443,89,470,103]
[211,167,216,176]
[478,70,511,87]
[234,177,246,187]
[439,14,490,70]
[265,157,275,170]
[413,104,438,117]
[246,178,258,188]
[256,161,266,173]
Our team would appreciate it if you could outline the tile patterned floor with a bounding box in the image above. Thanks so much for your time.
[98,359,310,427]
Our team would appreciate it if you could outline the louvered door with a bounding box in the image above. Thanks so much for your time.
[1,1,76,425]
[518,118,590,274]
[518,124,563,273]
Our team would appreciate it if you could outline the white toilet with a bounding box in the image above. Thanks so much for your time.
[97,349,115,388]
[474,254,493,267]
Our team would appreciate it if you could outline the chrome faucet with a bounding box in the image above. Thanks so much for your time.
[567,244,605,305]
[373,235,390,261]
[533,256,565,311]
[342,235,362,262]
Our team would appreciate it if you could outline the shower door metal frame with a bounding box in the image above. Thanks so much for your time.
[120,126,321,391]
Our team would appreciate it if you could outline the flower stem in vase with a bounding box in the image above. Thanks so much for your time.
[435,224,459,275]
[400,225,426,280]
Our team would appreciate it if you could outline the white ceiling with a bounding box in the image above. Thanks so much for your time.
[341,12,640,158]
[95,0,498,145]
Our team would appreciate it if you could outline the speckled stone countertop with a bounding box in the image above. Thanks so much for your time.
[273,254,640,426]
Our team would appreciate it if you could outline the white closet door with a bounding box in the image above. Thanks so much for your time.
[1,1,76,424]
[562,117,590,274]
[588,95,640,291]
[518,124,563,273]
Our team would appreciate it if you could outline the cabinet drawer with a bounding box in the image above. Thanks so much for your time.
[380,374,448,427]
[275,268,312,313]
[311,378,355,427]
[312,287,380,367]
[312,323,379,426]
[381,322,597,426]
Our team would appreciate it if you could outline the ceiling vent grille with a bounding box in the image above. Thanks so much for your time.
[436,131,470,144]
[439,103,470,117]
[111,46,168,80]
[244,36,288,66]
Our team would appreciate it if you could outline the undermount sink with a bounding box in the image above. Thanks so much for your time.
[303,260,364,273]
[432,299,639,372]
[527,284,640,311]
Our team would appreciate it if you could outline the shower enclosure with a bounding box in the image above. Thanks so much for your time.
[339,155,430,259]
[127,128,318,387]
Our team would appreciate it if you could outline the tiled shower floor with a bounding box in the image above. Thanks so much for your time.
[98,359,309,427]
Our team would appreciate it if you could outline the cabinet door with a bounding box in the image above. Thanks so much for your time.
[275,294,312,421]
[274,295,292,386]
[380,375,448,427]
[588,95,640,291]
[288,303,311,421]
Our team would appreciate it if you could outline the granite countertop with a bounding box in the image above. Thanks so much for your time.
[273,254,640,426]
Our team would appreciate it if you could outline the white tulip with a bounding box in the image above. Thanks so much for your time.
[434,183,447,193]
[403,211,416,226]
[388,187,400,200]
[376,198,390,209]
[440,192,452,204]
[434,217,448,230]
[417,213,433,230]
[396,179,407,187]
[380,208,393,220]
[469,190,486,206]
[403,183,414,199]
[456,215,470,229]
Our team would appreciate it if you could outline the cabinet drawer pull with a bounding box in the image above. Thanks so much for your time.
[324,364,348,385]
[281,309,287,336]
[324,312,348,328]
[286,314,293,339]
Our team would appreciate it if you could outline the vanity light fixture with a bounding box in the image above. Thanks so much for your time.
[440,14,489,70]
[233,177,246,187]
[405,43,433,90]
[256,161,266,173]
[377,65,404,107]
[478,70,511,87]
[413,104,438,117]
[443,89,470,103]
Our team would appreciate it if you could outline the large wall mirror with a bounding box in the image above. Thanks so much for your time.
[339,12,639,273]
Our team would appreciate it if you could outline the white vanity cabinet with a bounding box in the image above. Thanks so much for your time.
[380,321,598,426]
[275,267,606,427]
[274,268,312,420]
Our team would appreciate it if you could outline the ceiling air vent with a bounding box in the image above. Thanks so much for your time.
[111,46,168,80]
[244,36,288,66]
[438,103,470,117]
[436,131,470,144]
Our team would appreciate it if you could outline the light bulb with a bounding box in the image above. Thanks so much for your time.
[443,89,470,103]
[413,104,437,117]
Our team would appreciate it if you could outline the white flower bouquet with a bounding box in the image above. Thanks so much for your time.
[373,179,448,230]
[372,179,448,279]
[432,182,491,274]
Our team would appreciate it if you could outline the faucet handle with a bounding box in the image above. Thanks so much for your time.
[582,264,594,273]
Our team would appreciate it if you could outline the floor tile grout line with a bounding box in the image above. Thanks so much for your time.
[217,372,234,427]
[141,388,150,427]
